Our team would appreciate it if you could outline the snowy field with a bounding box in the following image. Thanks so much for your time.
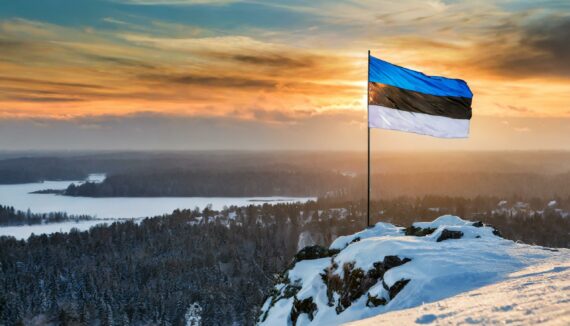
[349,260,570,325]
[258,215,570,326]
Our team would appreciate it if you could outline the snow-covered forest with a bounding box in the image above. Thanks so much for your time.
[1,194,569,325]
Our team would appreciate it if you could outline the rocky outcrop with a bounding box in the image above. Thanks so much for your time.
[258,215,521,326]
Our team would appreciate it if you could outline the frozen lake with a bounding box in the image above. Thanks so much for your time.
[0,174,315,239]
[0,220,114,240]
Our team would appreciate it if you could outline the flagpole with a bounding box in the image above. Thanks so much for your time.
[367,50,371,228]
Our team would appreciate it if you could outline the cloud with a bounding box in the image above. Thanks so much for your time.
[114,0,237,5]
[1,0,570,128]
[495,104,531,114]
[121,34,278,53]
[0,77,106,90]
[229,53,313,68]
[79,53,157,69]
[7,96,85,103]
[145,73,277,89]
[473,15,570,78]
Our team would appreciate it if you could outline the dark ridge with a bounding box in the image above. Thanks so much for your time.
[437,229,464,242]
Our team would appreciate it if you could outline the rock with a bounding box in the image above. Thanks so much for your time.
[389,279,411,299]
[437,229,464,242]
[259,280,301,323]
[405,225,436,237]
[471,221,484,227]
[366,293,387,307]
[283,283,302,299]
[349,237,361,245]
[383,255,412,270]
[321,256,412,314]
[290,297,317,325]
[294,245,340,263]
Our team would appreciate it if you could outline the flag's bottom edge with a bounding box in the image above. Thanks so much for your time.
[368,105,470,138]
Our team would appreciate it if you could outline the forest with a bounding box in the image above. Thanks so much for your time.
[62,170,570,200]
[0,205,93,226]
[0,151,563,199]
[1,195,569,325]
[64,170,347,197]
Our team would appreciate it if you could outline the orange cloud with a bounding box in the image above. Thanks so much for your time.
[1,2,569,123]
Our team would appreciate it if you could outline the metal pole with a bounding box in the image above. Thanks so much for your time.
[367,50,371,228]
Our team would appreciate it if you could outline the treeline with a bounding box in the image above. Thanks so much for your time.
[3,150,570,186]
[62,170,570,200]
[65,170,349,197]
[338,172,570,200]
[0,205,93,226]
[0,157,87,184]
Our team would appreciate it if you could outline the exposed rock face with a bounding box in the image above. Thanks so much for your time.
[437,229,464,242]
[294,245,340,263]
[404,225,436,237]
[471,221,484,227]
[366,293,387,307]
[291,297,317,325]
[389,279,411,299]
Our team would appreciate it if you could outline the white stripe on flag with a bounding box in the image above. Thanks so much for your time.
[369,105,470,138]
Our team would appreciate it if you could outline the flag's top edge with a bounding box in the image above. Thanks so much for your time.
[369,55,473,99]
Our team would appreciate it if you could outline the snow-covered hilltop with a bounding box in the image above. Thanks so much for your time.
[348,260,570,325]
[258,215,569,325]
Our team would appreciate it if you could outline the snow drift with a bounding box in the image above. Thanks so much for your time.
[257,215,569,325]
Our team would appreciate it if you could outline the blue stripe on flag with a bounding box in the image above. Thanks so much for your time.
[369,56,473,98]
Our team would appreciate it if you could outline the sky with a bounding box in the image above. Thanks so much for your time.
[0,0,569,151]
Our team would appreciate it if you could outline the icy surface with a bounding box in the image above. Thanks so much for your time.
[259,216,570,326]
[0,175,314,219]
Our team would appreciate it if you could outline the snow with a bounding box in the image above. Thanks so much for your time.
[412,215,473,229]
[548,200,558,208]
[349,260,570,326]
[258,215,570,326]
[84,173,107,183]
[0,220,115,240]
[298,231,317,251]
[185,302,203,326]
[330,222,404,250]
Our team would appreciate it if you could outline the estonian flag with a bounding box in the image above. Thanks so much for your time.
[368,55,472,138]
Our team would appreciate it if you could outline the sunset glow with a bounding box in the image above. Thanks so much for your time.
[1,0,569,150]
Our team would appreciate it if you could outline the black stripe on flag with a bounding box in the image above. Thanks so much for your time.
[369,82,472,120]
